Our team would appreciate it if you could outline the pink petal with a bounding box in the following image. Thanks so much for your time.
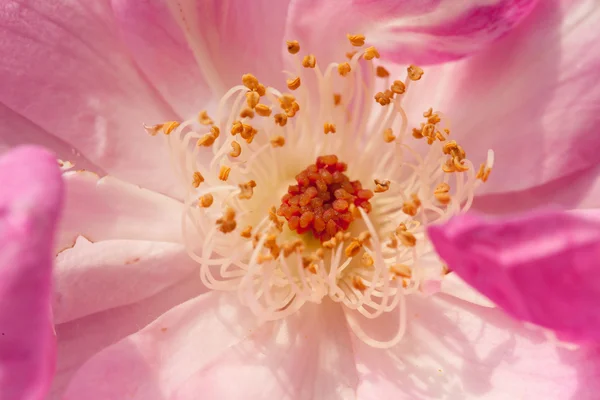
[428,210,600,343]
[0,1,185,195]
[286,0,538,65]
[57,172,183,251]
[158,0,292,93]
[0,146,63,399]
[474,164,600,215]
[64,297,358,399]
[110,0,210,117]
[54,238,199,324]
[52,275,205,399]
[354,294,600,399]
[418,0,600,193]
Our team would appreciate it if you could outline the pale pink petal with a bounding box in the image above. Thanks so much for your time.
[64,297,358,399]
[428,210,600,343]
[62,292,260,399]
[0,146,63,399]
[57,172,183,251]
[54,238,198,324]
[415,0,600,194]
[286,0,538,65]
[441,273,495,308]
[110,0,210,117]
[354,294,600,399]
[0,104,103,173]
[165,0,293,93]
[52,275,205,399]
[474,164,600,215]
[0,1,185,195]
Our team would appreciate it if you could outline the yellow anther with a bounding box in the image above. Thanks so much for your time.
[162,121,180,135]
[476,163,492,182]
[345,240,362,257]
[192,171,204,188]
[376,66,390,78]
[347,33,366,47]
[324,122,336,134]
[407,65,424,81]
[352,276,367,292]
[198,194,214,208]
[255,103,272,117]
[218,165,231,181]
[238,180,256,200]
[398,230,417,247]
[256,84,266,97]
[229,141,242,157]
[423,108,433,118]
[240,108,255,118]
[358,231,371,246]
[434,182,451,205]
[231,121,243,136]
[286,76,301,90]
[338,62,351,76]
[383,128,396,143]
[402,196,420,216]
[274,113,288,127]
[302,54,316,68]
[286,40,300,54]
[197,133,216,147]
[144,123,163,136]
[269,206,284,232]
[346,51,358,59]
[286,101,300,118]
[361,252,374,267]
[391,80,406,94]
[387,233,398,249]
[374,91,393,106]
[374,179,390,193]
[333,93,342,106]
[246,91,260,109]
[363,46,380,60]
[198,110,213,125]
[210,126,220,138]
[240,225,253,238]
[270,135,285,147]
[391,264,412,278]
[216,207,237,234]
[242,73,259,90]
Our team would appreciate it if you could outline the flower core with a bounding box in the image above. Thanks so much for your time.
[147,34,493,348]
[278,155,373,242]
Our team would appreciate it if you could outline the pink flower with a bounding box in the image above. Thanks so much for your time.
[1,0,599,399]
[0,146,63,400]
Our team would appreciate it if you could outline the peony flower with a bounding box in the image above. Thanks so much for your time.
[0,146,63,400]
[1,0,599,399]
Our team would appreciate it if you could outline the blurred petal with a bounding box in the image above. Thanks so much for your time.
[62,292,260,400]
[63,296,357,400]
[0,146,63,399]
[428,210,600,343]
[354,294,600,399]
[54,238,198,324]
[0,1,183,195]
[415,0,600,194]
[163,0,292,93]
[57,172,183,251]
[286,0,538,65]
[52,274,205,399]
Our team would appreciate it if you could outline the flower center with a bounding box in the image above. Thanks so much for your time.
[278,155,373,242]
[146,33,493,348]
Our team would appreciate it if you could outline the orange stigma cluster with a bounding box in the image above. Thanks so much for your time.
[277,155,373,242]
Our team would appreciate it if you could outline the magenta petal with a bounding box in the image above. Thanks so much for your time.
[286,0,538,65]
[428,210,600,343]
[0,146,63,399]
